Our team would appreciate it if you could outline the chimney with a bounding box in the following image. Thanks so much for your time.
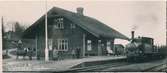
[77,7,84,15]
[131,31,135,40]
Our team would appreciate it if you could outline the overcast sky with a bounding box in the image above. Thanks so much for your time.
[0,1,166,45]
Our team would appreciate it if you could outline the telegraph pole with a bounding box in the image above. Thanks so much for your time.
[45,0,49,61]
[1,17,5,51]
[0,16,4,73]
[1,17,4,39]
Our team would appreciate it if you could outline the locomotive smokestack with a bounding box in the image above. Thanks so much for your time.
[131,31,135,40]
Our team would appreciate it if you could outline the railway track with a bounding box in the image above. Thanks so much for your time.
[67,58,166,72]
[144,63,167,71]
[142,57,167,72]
[67,60,131,71]
[73,62,130,71]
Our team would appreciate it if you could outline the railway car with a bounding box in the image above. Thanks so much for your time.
[125,31,166,62]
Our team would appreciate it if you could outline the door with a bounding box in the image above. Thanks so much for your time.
[48,39,53,59]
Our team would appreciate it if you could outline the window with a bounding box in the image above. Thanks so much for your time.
[107,41,113,53]
[70,23,76,29]
[87,40,92,51]
[57,39,68,51]
[107,41,111,50]
[53,18,64,29]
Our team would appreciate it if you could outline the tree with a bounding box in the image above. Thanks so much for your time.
[14,22,25,38]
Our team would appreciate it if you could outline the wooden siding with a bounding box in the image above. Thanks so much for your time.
[35,16,115,59]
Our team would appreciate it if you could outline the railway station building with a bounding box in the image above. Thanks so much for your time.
[22,7,129,60]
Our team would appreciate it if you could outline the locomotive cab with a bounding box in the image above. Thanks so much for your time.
[126,31,165,62]
[125,31,155,61]
[126,37,154,61]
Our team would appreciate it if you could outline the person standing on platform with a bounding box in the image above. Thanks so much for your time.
[27,48,33,60]
[71,49,76,59]
[16,40,23,59]
[76,48,80,59]
[53,49,58,61]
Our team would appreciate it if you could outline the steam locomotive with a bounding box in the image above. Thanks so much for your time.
[125,31,166,62]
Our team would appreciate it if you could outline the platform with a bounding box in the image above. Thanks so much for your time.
[3,56,126,71]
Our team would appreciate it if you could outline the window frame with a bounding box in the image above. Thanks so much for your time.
[57,39,68,51]
[70,23,76,29]
[53,18,64,29]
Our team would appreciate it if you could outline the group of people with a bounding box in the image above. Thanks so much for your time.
[16,41,34,60]
[52,48,81,60]
[71,48,81,59]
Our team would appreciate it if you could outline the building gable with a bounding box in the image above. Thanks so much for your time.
[23,7,129,40]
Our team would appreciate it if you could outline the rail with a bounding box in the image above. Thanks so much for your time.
[143,63,167,71]
[65,58,130,71]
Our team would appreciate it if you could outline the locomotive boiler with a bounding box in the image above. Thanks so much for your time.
[125,31,165,61]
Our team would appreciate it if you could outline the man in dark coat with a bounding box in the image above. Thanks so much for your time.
[76,48,81,59]
[16,41,24,59]
[27,48,33,60]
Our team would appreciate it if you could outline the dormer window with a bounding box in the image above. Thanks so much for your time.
[53,18,64,29]
[70,23,76,29]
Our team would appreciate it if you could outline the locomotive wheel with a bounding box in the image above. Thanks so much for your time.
[133,57,137,62]
[127,57,133,62]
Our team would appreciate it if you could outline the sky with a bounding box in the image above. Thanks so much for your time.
[0,0,166,45]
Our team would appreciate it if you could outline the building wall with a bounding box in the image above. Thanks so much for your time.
[36,16,115,60]
[36,16,86,59]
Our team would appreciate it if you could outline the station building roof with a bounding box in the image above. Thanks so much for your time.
[22,7,129,40]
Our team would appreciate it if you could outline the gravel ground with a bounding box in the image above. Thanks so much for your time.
[3,49,166,72]
[3,72,166,73]
[3,55,126,71]
[3,71,52,73]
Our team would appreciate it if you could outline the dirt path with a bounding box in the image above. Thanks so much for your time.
[8,49,17,59]
[3,48,37,62]
[3,49,17,62]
